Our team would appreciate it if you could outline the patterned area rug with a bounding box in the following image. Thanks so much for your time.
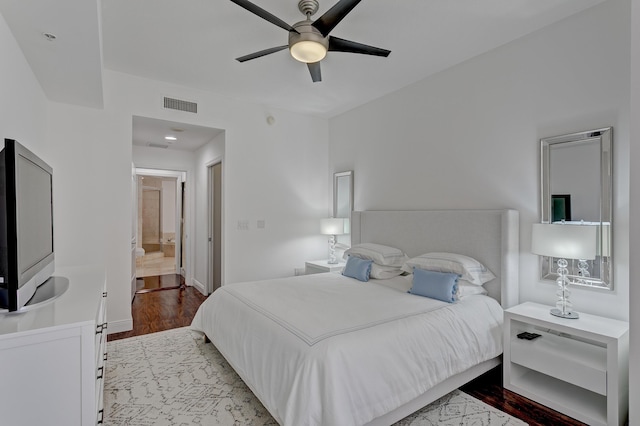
[104,327,526,426]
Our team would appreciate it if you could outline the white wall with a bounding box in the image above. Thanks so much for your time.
[329,0,630,321]
[44,70,330,332]
[0,12,48,159]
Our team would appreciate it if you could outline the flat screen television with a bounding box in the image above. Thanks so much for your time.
[0,139,54,312]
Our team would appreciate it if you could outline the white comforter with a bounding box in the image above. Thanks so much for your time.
[191,273,503,426]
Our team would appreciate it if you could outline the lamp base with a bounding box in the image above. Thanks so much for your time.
[550,308,579,319]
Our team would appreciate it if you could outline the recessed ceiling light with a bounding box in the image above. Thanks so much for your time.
[165,136,177,141]
[42,33,57,42]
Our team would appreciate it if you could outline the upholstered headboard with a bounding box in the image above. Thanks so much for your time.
[351,209,519,308]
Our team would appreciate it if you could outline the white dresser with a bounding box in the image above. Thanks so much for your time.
[0,265,108,426]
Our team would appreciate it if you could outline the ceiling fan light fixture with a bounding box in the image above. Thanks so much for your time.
[290,40,327,63]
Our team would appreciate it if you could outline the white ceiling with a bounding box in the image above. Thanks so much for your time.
[0,0,606,149]
[132,116,224,151]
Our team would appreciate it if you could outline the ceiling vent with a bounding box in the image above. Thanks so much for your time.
[163,96,197,114]
[148,143,169,149]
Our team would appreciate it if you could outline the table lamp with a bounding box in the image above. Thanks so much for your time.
[531,223,597,319]
[320,218,346,264]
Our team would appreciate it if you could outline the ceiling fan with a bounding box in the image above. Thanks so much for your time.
[231,0,391,82]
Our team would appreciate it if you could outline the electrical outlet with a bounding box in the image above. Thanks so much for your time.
[257,219,265,229]
[237,220,249,230]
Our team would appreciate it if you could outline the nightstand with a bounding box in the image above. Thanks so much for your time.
[304,259,345,275]
[503,302,629,426]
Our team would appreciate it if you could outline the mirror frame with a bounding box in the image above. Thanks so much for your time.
[333,171,353,228]
[540,127,613,290]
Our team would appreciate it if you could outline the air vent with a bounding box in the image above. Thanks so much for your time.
[148,143,169,149]
[163,96,197,113]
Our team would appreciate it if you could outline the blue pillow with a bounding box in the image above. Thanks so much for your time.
[408,268,459,303]
[342,256,373,282]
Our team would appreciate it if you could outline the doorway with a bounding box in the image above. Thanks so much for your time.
[135,169,185,283]
[207,161,223,294]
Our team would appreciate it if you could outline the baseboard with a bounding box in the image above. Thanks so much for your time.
[107,318,134,335]
[192,278,207,296]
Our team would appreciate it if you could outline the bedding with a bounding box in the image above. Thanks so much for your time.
[191,272,503,426]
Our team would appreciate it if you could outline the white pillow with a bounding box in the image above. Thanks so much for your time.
[401,252,495,285]
[344,243,409,267]
[457,280,489,298]
[370,263,404,280]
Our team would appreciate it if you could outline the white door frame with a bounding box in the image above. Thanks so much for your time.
[135,168,186,277]
[207,158,224,294]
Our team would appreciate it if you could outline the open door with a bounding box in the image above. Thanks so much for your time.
[208,162,222,293]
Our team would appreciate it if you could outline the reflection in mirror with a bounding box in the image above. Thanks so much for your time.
[333,171,353,233]
[540,127,612,290]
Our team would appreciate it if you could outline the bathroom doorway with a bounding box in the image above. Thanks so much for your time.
[135,169,185,280]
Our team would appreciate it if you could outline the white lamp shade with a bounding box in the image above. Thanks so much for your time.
[531,223,597,260]
[320,218,346,235]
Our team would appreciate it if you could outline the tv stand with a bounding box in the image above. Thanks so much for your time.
[0,275,70,313]
[0,266,107,425]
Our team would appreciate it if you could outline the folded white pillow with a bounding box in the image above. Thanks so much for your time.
[370,263,404,280]
[401,252,495,285]
[457,280,489,297]
[344,243,409,267]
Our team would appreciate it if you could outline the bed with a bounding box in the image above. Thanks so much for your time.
[191,209,519,426]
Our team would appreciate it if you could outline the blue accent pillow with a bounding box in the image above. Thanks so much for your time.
[342,256,373,282]
[408,268,459,303]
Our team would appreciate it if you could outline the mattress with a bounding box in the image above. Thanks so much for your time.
[190,272,503,426]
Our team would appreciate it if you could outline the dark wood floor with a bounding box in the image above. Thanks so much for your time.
[107,275,585,425]
[108,275,206,341]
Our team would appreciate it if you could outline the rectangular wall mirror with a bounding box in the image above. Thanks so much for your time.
[540,127,613,290]
[333,171,353,233]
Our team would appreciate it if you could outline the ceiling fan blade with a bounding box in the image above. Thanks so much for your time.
[328,36,391,57]
[312,0,362,37]
[307,62,322,82]
[230,0,299,33]
[236,45,288,62]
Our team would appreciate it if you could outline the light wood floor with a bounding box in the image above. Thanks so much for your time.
[136,252,177,277]
[108,276,586,426]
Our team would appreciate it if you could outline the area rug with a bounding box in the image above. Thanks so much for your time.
[104,327,526,426]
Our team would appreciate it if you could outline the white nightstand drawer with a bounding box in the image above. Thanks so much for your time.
[510,330,607,395]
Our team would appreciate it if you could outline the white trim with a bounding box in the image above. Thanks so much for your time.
[107,318,134,335]
[192,278,207,296]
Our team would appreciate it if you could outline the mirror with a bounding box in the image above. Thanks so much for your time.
[540,127,612,289]
[333,171,353,232]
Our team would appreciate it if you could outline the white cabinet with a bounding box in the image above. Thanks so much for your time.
[304,259,345,274]
[0,266,107,426]
[503,302,628,426]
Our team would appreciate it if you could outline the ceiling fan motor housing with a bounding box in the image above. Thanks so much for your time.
[289,21,329,62]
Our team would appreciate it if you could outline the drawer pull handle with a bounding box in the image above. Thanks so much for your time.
[104,352,108,361]
[96,324,104,335]
[102,291,107,298]
[97,409,104,424]
[97,366,104,380]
